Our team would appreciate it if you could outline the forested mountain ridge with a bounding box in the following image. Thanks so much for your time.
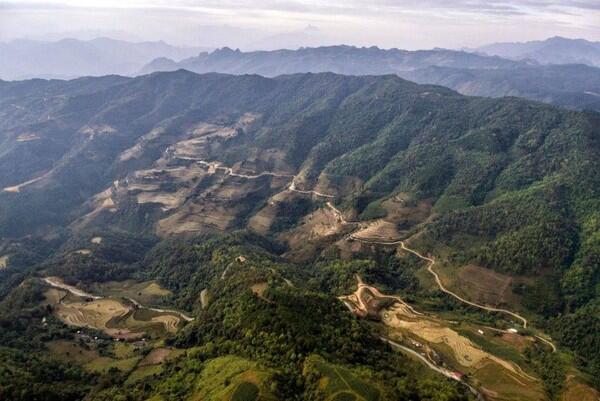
[1,71,600,400]
[1,71,599,273]
[140,45,600,112]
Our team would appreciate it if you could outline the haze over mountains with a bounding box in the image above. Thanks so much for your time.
[473,36,600,67]
[140,43,600,112]
[0,38,206,80]
[2,36,599,112]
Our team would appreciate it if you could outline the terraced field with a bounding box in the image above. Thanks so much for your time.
[44,277,187,339]
[342,277,546,401]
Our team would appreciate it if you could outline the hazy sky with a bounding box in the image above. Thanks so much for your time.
[1,0,599,49]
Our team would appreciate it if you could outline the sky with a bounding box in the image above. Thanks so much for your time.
[0,0,599,49]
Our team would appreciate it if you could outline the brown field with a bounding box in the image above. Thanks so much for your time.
[150,315,180,333]
[46,340,100,364]
[561,378,600,401]
[52,291,182,339]
[382,306,544,401]
[0,255,8,269]
[247,190,297,234]
[499,332,532,351]
[118,127,166,162]
[139,348,172,366]
[70,185,118,230]
[157,201,235,235]
[281,207,350,262]
[342,278,544,401]
[383,305,520,373]
[80,124,116,138]
[73,249,92,255]
[314,173,363,199]
[443,264,518,307]
[200,289,211,309]
[251,282,269,298]
[381,196,432,227]
[91,236,103,244]
[351,220,401,242]
[56,299,130,331]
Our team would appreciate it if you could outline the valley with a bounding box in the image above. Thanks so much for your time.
[1,70,599,401]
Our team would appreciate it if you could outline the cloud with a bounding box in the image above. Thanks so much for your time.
[0,0,598,48]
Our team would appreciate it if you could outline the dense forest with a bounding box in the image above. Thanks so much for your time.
[1,71,599,399]
[0,232,469,401]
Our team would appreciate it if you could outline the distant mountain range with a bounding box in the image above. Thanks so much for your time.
[0,38,207,80]
[140,45,600,112]
[2,37,600,112]
[140,45,522,76]
[473,36,600,67]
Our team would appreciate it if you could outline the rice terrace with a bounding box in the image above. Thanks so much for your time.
[42,277,191,339]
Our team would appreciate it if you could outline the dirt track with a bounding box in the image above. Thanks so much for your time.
[344,236,530,329]
[380,336,483,399]
[197,160,294,180]
[398,242,530,329]
[288,181,335,198]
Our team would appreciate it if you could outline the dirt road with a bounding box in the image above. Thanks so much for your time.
[3,171,51,193]
[353,275,423,316]
[42,277,101,299]
[398,242,529,329]
[288,181,334,198]
[381,337,484,400]
[197,160,294,180]
[347,235,530,328]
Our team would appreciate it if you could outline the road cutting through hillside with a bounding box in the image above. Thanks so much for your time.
[191,159,537,336]
[380,337,484,400]
[2,170,52,193]
[346,237,530,328]
[398,242,529,329]
[288,181,335,198]
[354,275,424,316]
[196,160,294,180]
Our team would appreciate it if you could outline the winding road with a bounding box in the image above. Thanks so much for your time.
[345,235,529,328]
[353,275,423,316]
[398,242,529,329]
[348,236,560,351]
[42,277,101,299]
[197,160,294,180]
[184,159,555,351]
[288,181,335,198]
